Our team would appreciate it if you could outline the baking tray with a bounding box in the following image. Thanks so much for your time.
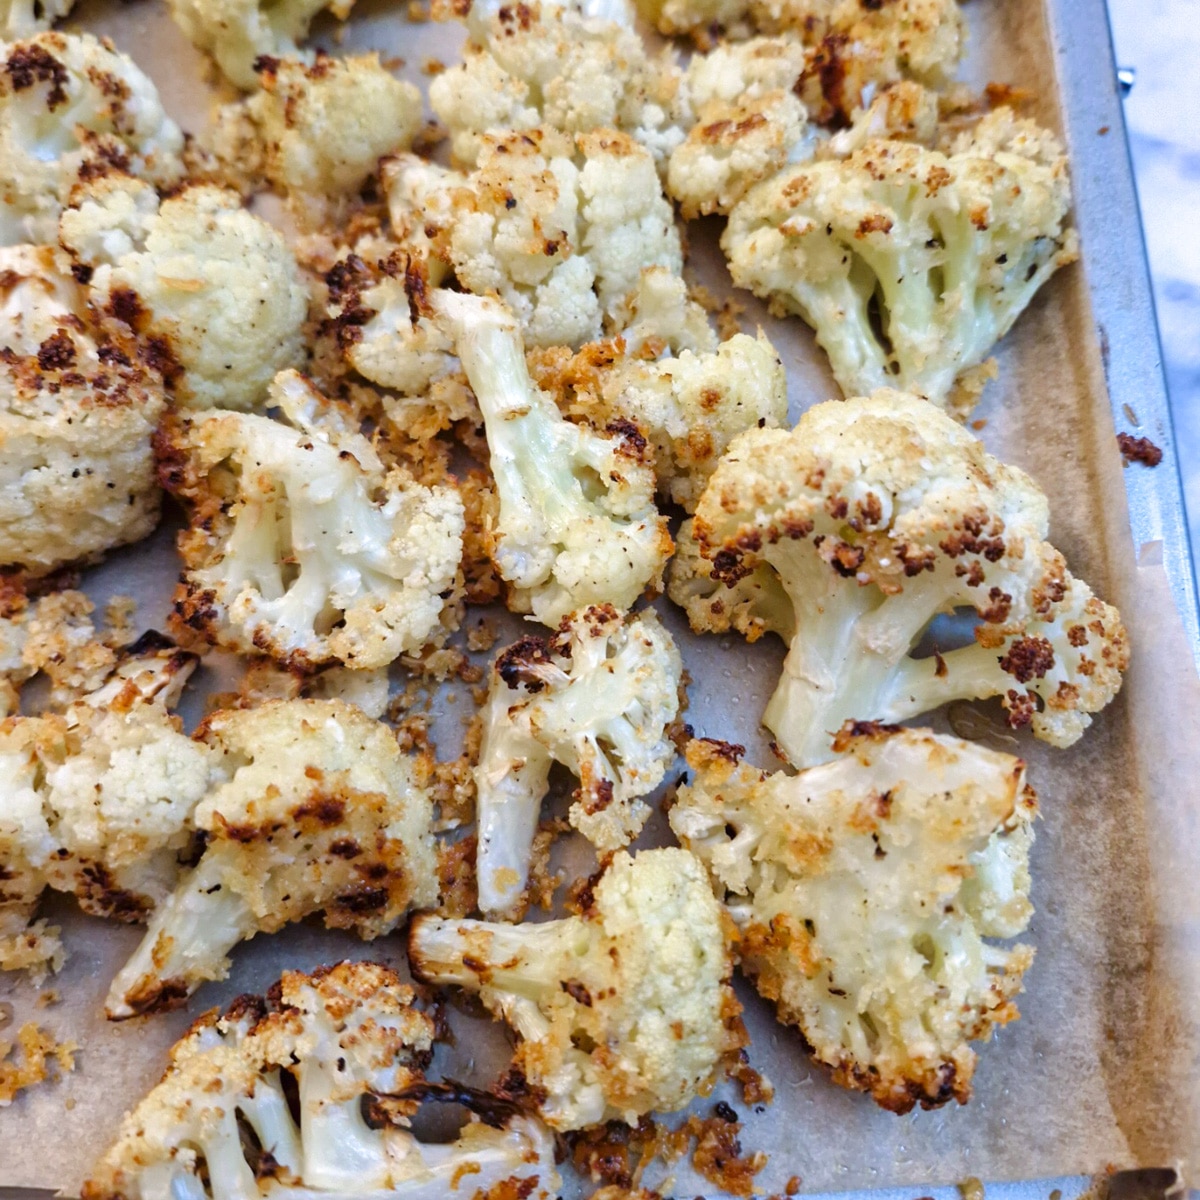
[3,0,1200,1196]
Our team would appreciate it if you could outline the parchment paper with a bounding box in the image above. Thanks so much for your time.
[2,0,1199,1194]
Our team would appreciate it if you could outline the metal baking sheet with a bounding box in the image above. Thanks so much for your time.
[2,0,1200,1196]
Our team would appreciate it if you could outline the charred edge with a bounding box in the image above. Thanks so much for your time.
[998,635,1055,683]
[1116,432,1163,468]
[388,1079,524,1128]
[495,635,555,692]
[119,975,191,1018]
[830,719,903,752]
[494,1065,550,1112]
[561,979,593,1006]
[6,44,69,108]
[123,628,181,656]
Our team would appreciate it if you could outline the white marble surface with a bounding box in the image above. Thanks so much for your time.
[1106,0,1200,562]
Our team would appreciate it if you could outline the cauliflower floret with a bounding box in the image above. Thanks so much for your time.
[0,33,184,244]
[475,604,682,917]
[0,0,75,37]
[0,635,212,978]
[162,369,465,671]
[165,0,358,90]
[638,0,963,125]
[539,329,788,512]
[0,244,165,573]
[722,108,1078,412]
[86,962,561,1200]
[381,153,464,281]
[218,53,423,201]
[410,848,741,1129]
[668,37,812,219]
[106,698,439,1018]
[59,176,308,411]
[434,290,671,625]
[671,726,1036,1112]
[446,128,699,349]
[823,79,940,158]
[682,391,1129,766]
[430,0,689,172]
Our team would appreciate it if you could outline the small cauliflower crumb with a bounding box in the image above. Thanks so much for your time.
[0,1021,76,1105]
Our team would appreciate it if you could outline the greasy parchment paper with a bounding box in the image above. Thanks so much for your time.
[3,0,1200,1194]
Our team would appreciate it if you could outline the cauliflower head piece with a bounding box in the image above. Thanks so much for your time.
[0,32,184,244]
[668,37,812,219]
[429,0,689,172]
[723,108,1078,412]
[671,726,1036,1112]
[537,327,788,512]
[438,127,700,350]
[0,244,165,573]
[434,290,671,625]
[60,176,308,411]
[162,369,465,671]
[106,698,439,1018]
[165,0,358,90]
[683,390,1128,766]
[475,603,682,917]
[0,634,212,978]
[222,52,423,200]
[86,961,561,1200]
[410,848,742,1130]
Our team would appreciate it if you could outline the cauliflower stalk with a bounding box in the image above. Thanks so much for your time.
[0,634,212,978]
[722,108,1078,411]
[475,604,682,917]
[434,290,671,625]
[163,369,465,671]
[165,0,358,90]
[60,176,308,412]
[429,0,689,172]
[671,726,1036,1112]
[0,32,183,244]
[0,244,165,573]
[85,962,561,1200]
[410,848,741,1130]
[106,698,438,1018]
[219,53,423,201]
[681,391,1128,767]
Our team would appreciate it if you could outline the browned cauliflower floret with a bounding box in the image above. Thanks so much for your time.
[106,698,439,1018]
[85,961,561,1199]
[0,32,184,243]
[160,370,465,671]
[671,727,1036,1112]
[0,244,165,574]
[429,0,690,172]
[0,634,211,980]
[679,391,1129,766]
[534,327,788,512]
[638,0,963,128]
[723,107,1078,412]
[410,848,743,1130]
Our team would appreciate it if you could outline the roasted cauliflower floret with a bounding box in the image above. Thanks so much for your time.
[106,699,439,1018]
[410,848,741,1130]
[475,604,682,917]
[430,0,689,172]
[638,0,963,125]
[722,108,1078,412]
[0,32,183,244]
[86,962,561,1200]
[540,329,788,511]
[165,0,358,90]
[0,244,165,573]
[671,727,1037,1112]
[162,370,465,671]
[445,128,700,349]
[59,177,308,412]
[217,53,423,202]
[435,290,671,625]
[0,0,75,37]
[668,38,811,219]
[0,635,212,978]
[684,391,1128,766]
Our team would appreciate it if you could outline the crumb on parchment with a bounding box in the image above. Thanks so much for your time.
[0,1022,76,1105]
